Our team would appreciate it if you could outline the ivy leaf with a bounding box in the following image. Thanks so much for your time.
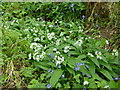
[50,69,63,87]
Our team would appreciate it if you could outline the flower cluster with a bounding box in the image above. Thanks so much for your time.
[112,49,118,56]
[95,51,102,59]
[83,81,89,85]
[54,55,64,66]
[64,46,70,53]
[29,42,46,61]
[74,39,83,46]
[87,52,94,57]
[47,32,55,40]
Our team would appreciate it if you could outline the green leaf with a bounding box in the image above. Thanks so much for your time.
[56,83,62,88]
[99,60,112,71]
[40,73,46,80]
[67,58,77,68]
[101,56,108,63]
[50,69,63,87]
[92,74,103,81]
[88,63,95,74]
[108,57,118,64]
[90,58,100,68]
[74,74,80,83]
[68,51,78,56]
[88,82,97,88]
[100,69,113,80]
[95,41,101,46]
[77,55,86,60]
[64,82,70,88]
[34,61,49,70]
[80,65,91,76]
[28,79,41,88]
[109,80,118,88]
[87,63,103,81]
[67,67,75,74]
[72,84,84,88]
[20,67,35,78]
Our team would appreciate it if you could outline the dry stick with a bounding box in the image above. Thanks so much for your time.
[85,3,98,34]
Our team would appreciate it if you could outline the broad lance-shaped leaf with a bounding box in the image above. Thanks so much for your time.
[91,58,100,68]
[50,69,63,87]
[99,60,112,71]
[100,69,113,80]
[77,55,86,60]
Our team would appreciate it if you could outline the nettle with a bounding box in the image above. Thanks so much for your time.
[22,19,119,88]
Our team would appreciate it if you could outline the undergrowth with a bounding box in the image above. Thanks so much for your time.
[1,2,119,89]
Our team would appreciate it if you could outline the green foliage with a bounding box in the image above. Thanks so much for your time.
[1,2,119,89]
[50,69,63,87]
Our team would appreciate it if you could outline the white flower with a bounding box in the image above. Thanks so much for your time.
[95,51,102,55]
[88,53,94,57]
[69,31,73,33]
[59,21,62,23]
[104,85,109,88]
[112,53,114,55]
[64,37,66,41]
[54,55,64,66]
[28,53,32,59]
[30,43,37,49]
[66,36,70,38]
[97,55,102,59]
[42,20,45,23]
[60,32,63,36]
[36,24,39,26]
[79,29,83,32]
[44,45,47,49]
[34,38,40,41]
[49,25,53,27]
[115,52,118,56]
[37,18,40,20]
[79,26,82,29]
[98,52,102,55]
[95,51,102,59]
[33,33,37,36]
[56,61,61,65]
[83,81,89,85]
[47,32,55,40]
[113,49,117,52]
[64,46,70,53]
[39,51,46,60]
[24,29,29,31]
[56,51,60,54]
[58,56,64,62]
[88,37,91,39]
[36,55,40,61]
[33,52,39,60]
[53,48,57,51]
[106,40,109,45]
[75,40,83,46]
[41,36,45,40]
[85,37,88,40]
[56,39,61,46]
